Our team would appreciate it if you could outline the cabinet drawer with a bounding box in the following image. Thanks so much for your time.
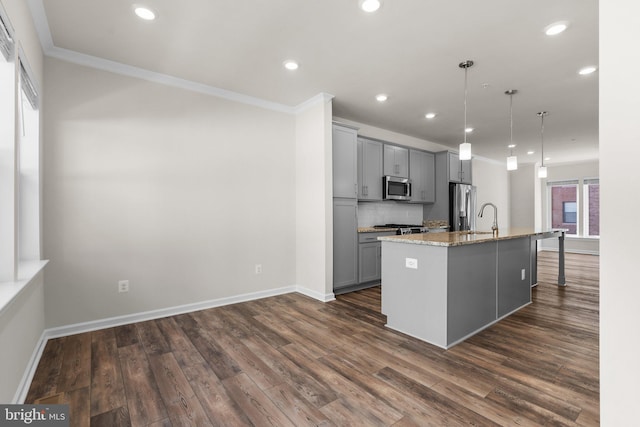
[358,231,395,243]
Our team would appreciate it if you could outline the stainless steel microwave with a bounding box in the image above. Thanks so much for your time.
[383,176,411,201]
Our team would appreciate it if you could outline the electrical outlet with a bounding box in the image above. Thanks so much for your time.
[521,269,526,280]
[405,258,418,269]
[255,264,262,274]
[118,280,129,293]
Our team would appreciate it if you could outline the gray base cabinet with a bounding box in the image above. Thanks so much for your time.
[333,199,358,290]
[497,238,532,316]
[358,242,381,283]
[447,242,498,343]
[381,236,532,348]
[357,231,394,283]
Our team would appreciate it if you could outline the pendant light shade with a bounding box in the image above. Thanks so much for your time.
[459,60,474,160]
[460,142,471,160]
[537,111,548,179]
[538,165,548,178]
[505,89,518,171]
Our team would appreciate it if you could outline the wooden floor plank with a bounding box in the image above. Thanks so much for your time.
[57,333,91,393]
[25,337,64,402]
[154,316,253,427]
[148,352,213,426]
[26,251,599,426]
[118,343,168,427]
[222,373,297,427]
[90,328,127,416]
[262,381,335,427]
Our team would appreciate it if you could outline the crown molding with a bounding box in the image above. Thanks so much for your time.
[293,92,335,114]
[26,0,328,115]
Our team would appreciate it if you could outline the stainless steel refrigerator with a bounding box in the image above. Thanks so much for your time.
[449,183,477,231]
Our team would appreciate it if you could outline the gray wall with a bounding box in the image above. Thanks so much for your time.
[509,164,537,228]
[43,58,298,327]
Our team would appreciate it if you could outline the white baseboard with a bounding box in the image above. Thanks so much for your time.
[541,247,600,255]
[295,285,336,302]
[14,283,335,402]
[13,329,48,404]
[45,285,300,339]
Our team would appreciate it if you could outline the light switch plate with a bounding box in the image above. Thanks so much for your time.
[521,268,526,280]
[406,258,418,269]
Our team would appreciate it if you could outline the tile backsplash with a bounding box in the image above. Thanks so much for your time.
[358,202,423,227]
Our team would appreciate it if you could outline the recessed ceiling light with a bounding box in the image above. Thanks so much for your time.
[545,21,568,36]
[544,157,551,161]
[465,127,474,133]
[283,60,299,70]
[425,113,436,119]
[527,150,535,155]
[376,94,388,102]
[134,6,156,20]
[508,144,516,148]
[578,66,597,75]
[359,0,381,13]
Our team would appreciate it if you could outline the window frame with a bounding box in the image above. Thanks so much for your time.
[547,180,580,236]
[583,178,600,238]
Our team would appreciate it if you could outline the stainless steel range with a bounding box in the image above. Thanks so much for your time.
[373,224,429,235]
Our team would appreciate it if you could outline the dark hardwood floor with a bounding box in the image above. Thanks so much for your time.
[26,251,599,426]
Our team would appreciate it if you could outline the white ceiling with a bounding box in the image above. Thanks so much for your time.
[31,0,598,165]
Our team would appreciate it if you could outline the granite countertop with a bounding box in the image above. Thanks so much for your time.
[378,228,564,247]
[358,227,398,233]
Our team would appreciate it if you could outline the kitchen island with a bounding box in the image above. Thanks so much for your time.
[378,228,565,349]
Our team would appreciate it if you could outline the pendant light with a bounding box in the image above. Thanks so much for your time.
[537,111,548,178]
[505,90,518,171]
[459,60,474,160]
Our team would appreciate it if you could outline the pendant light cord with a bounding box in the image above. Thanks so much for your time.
[540,113,545,167]
[463,66,468,144]
[509,94,513,155]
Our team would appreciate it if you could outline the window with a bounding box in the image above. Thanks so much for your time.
[0,10,16,282]
[563,202,577,223]
[18,59,41,263]
[584,179,600,237]
[549,181,578,235]
[0,5,42,285]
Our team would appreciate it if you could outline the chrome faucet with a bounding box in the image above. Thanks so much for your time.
[478,202,498,235]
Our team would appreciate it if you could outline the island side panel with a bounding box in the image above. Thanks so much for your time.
[447,241,498,345]
[381,241,449,348]
[497,237,532,317]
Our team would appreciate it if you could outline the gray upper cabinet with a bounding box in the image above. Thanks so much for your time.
[383,145,409,178]
[332,124,358,198]
[409,149,435,203]
[357,138,383,201]
[448,152,472,184]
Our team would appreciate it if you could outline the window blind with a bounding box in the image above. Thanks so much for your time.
[0,13,14,61]
[547,179,579,187]
[20,61,38,109]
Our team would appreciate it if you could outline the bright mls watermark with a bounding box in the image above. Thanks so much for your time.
[0,405,69,426]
